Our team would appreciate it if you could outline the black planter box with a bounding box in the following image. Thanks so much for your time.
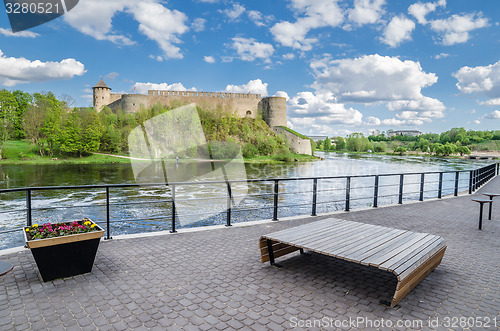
[30,237,101,282]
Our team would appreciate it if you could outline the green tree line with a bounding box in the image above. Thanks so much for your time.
[316,127,500,156]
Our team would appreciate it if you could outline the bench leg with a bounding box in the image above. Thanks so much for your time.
[266,239,275,266]
[479,203,484,230]
[390,247,446,307]
[488,198,492,221]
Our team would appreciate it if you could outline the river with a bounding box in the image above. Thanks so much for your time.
[0,153,494,250]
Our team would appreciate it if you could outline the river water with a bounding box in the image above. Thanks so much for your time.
[0,153,493,250]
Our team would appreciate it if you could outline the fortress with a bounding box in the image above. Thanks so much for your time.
[93,79,312,154]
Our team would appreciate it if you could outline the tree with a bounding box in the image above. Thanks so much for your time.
[23,104,46,155]
[394,147,406,155]
[60,109,82,156]
[0,90,18,159]
[458,146,471,156]
[334,137,345,151]
[324,137,331,151]
[37,92,64,156]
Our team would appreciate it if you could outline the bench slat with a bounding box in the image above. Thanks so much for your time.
[338,228,404,261]
[298,222,374,250]
[355,231,415,264]
[320,225,387,256]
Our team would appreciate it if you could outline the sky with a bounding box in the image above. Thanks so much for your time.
[0,0,499,137]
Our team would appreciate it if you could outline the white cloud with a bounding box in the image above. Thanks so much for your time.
[64,0,189,60]
[131,2,189,60]
[288,92,364,125]
[247,10,274,27]
[473,120,481,125]
[132,82,196,94]
[308,54,445,124]
[429,13,489,45]
[203,56,216,63]
[408,0,446,24]
[222,3,246,20]
[381,15,415,47]
[198,0,218,3]
[480,98,500,106]
[230,37,274,63]
[387,97,445,115]
[224,79,268,96]
[347,0,386,26]
[434,52,449,59]
[0,50,85,87]
[0,28,39,38]
[453,60,500,105]
[270,0,344,51]
[104,72,119,80]
[484,110,500,120]
[283,53,296,60]
[312,54,438,103]
[192,18,206,32]
[274,91,289,100]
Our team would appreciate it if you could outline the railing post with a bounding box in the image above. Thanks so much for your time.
[373,175,379,208]
[345,177,351,211]
[454,171,459,196]
[469,170,473,194]
[398,174,404,204]
[419,173,425,201]
[26,189,32,227]
[226,182,232,227]
[105,187,112,240]
[170,184,177,233]
[438,172,443,198]
[311,178,318,216]
[472,169,476,192]
[273,180,279,221]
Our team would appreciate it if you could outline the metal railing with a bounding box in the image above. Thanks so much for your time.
[0,163,498,243]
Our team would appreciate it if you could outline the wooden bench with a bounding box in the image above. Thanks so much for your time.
[259,218,446,307]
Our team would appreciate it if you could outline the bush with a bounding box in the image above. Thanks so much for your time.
[394,147,406,155]
[242,143,259,158]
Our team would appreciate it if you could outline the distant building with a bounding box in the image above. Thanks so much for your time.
[387,129,422,137]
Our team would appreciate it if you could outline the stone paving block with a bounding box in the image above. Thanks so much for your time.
[0,176,499,330]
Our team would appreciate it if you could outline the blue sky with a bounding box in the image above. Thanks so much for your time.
[0,0,499,136]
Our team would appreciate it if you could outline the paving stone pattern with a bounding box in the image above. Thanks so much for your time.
[1,176,500,330]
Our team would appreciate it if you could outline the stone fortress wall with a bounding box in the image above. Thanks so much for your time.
[93,79,310,155]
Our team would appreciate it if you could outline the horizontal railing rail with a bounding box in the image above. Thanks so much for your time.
[0,163,498,245]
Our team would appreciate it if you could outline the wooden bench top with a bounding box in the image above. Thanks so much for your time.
[260,218,446,307]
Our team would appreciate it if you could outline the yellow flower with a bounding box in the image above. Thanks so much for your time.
[25,228,30,232]
[33,224,38,228]
[84,221,91,226]
[91,224,96,228]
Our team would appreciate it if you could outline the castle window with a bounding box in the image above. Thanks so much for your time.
[246,110,252,117]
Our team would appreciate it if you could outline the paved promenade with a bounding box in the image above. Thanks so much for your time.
[1,175,500,330]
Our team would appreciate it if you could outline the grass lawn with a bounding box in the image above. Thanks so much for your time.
[1,140,319,165]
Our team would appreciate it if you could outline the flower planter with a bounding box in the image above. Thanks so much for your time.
[23,220,104,282]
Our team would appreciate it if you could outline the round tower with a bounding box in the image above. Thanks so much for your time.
[258,96,287,127]
[93,78,111,111]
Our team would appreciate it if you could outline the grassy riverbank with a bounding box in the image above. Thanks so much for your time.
[0,140,319,165]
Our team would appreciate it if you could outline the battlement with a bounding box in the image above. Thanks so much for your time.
[148,90,261,99]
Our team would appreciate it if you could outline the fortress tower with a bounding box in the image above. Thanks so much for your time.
[92,78,112,110]
[258,96,287,127]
